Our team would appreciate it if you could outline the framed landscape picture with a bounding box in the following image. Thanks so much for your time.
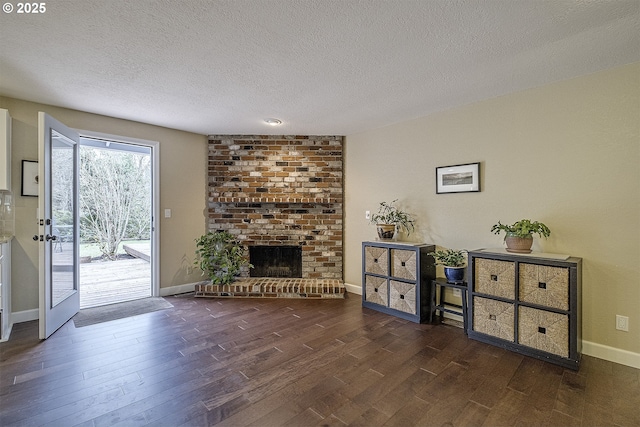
[436,162,480,194]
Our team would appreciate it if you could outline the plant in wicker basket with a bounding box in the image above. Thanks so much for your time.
[429,248,467,283]
[370,199,415,240]
[194,231,252,284]
[491,219,551,253]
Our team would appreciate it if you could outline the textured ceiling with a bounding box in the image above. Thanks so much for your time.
[1,0,638,136]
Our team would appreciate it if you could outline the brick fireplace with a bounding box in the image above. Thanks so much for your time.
[207,135,343,280]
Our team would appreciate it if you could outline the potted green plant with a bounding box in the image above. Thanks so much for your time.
[491,219,551,253]
[429,248,467,283]
[370,200,415,240]
[194,231,252,284]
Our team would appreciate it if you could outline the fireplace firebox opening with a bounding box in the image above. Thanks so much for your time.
[249,246,303,278]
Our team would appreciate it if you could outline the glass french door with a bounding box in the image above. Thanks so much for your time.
[38,112,80,339]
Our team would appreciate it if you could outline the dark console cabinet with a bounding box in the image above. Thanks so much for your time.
[362,241,435,323]
[468,249,582,370]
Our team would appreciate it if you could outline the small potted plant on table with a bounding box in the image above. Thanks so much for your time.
[370,200,415,240]
[429,248,467,283]
[491,219,551,253]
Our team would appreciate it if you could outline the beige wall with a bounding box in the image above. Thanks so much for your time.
[0,97,208,313]
[2,63,637,361]
[344,63,640,356]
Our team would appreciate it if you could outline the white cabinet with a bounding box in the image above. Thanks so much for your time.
[0,240,11,341]
[0,109,11,191]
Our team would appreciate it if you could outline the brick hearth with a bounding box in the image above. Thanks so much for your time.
[194,278,345,299]
[207,135,343,280]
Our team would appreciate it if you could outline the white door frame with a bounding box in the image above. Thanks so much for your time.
[76,129,160,298]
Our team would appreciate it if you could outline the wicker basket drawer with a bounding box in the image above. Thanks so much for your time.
[472,296,514,342]
[390,249,417,281]
[365,275,388,306]
[389,280,417,315]
[474,258,515,299]
[364,246,388,275]
[519,264,569,310]
[518,306,569,358]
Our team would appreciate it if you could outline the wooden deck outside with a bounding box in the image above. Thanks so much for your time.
[53,241,152,309]
[80,257,151,309]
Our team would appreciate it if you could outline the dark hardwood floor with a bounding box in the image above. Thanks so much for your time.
[1,293,638,426]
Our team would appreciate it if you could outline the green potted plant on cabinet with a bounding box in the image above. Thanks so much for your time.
[429,248,467,283]
[370,199,415,240]
[194,230,252,284]
[491,219,551,253]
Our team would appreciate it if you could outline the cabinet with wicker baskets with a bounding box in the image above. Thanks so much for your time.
[468,249,582,369]
[362,241,435,323]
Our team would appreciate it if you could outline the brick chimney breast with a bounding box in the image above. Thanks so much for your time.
[207,135,343,280]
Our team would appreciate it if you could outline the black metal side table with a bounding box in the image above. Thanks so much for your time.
[430,278,468,334]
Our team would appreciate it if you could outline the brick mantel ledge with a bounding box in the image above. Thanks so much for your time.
[212,197,342,204]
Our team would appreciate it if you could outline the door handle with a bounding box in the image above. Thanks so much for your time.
[33,235,43,241]
[45,234,58,242]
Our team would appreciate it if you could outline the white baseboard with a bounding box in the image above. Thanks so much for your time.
[582,340,640,369]
[344,282,361,295]
[12,308,39,324]
[159,281,207,297]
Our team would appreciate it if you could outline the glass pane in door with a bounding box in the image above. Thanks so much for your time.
[51,129,76,307]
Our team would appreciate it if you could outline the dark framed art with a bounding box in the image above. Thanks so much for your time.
[436,162,480,194]
[21,160,39,197]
